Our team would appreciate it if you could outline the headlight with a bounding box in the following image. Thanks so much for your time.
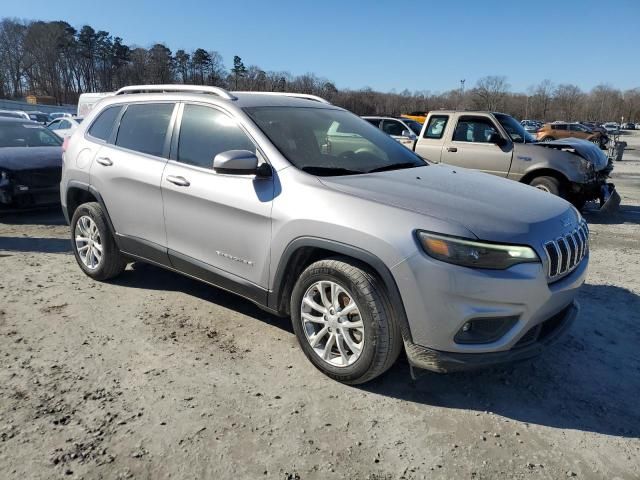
[417,231,539,270]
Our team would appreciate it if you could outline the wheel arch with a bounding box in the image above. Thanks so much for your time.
[520,168,570,188]
[65,181,117,240]
[269,237,413,343]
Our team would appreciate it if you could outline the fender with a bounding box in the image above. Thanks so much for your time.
[269,236,413,343]
[65,180,118,244]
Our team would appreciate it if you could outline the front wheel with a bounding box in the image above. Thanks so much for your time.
[529,176,562,196]
[70,202,127,280]
[290,258,402,384]
[541,136,555,142]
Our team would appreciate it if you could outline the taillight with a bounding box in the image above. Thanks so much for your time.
[62,136,70,152]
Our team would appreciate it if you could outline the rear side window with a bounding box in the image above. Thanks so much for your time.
[364,118,380,128]
[424,115,448,139]
[177,104,255,169]
[88,106,122,141]
[116,103,174,157]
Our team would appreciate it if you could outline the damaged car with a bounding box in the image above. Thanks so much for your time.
[0,117,63,208]
[414,111,619,212]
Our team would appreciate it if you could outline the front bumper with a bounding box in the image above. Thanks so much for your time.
[404,301,578,373]
[391,242,587,366]
[0,183,60,207]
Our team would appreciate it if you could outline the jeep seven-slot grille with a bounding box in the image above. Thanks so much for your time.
[544,221,589,280]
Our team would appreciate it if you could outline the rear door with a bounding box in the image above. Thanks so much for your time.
[89,102,176,261]
[161,103,274,295]
[441,115,512,176]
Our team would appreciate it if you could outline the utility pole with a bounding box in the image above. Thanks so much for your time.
[459,79,465,109]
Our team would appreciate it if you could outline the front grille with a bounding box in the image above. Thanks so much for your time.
[544,220,589,280]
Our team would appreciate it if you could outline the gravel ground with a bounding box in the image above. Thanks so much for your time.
[1,133,639,480]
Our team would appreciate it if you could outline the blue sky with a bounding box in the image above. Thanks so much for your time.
[4,0,639,93]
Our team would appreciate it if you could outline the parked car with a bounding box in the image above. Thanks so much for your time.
[603,122,621,135]
[49,112,74,120]
[580,122,608,137]
[27,111,51,124]
[414,111,618,211]
[361,116,422,147]
[520,119,540,133]
[0,117,63,208]
[621,122,635,130]
[62,84,587,384]
[47,117,83,138]
[536,122,608,148]
[0,110,31,121]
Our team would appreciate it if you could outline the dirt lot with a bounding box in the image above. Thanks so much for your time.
[1,134,639,480]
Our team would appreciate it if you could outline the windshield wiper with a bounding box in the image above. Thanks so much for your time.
[367,162,422,174]
[301,166,363,176]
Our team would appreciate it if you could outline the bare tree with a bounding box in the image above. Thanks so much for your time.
[472,75,509,111]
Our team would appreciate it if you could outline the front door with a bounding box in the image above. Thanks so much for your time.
[381,119,414,147]
[161,103,274,296]
[443,115,513,177]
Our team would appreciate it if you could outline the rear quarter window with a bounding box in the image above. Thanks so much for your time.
[88,106,123,142]
[424,115,448,139]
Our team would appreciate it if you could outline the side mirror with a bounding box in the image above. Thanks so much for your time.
[489,133,508,147]
[213,150,261,175]
[401,129,416,139]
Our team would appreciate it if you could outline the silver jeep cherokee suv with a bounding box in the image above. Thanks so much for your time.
[61,85,587,384]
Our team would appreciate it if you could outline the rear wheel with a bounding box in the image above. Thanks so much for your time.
[530,176,562,197]
[541,136,555,142]
[71,202,127,280]
[290,258,402,384]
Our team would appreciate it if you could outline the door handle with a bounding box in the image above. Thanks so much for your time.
[96,156,113,166]
[166,175,190,187]
[447,147,458,153]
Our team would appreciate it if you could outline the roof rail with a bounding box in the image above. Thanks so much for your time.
[114,84,237,100]
[232,91,331,104]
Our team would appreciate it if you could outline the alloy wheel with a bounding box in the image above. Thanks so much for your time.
[300,280,365,367]
[75,215,103,270]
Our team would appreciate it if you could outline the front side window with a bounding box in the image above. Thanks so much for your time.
[177,104,255,169]
[382,120,406,136]
[453,116,499,143]
[88,105,122,142]
[115,103,174,157]
[244,106,426,176]
[424,115,448,139]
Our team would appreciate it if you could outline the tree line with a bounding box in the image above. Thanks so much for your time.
[1,17,639,122]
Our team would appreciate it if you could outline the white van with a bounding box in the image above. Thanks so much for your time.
[77,92,113,116]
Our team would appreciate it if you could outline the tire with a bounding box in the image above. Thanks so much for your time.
[70,202,127,281]
[529,176,562,196]
[290,258,402,384]
[541,136,555,142]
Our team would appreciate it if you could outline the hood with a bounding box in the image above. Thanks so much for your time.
[319,164,579,246]
[0,147,63,171]
[532,138,608,171]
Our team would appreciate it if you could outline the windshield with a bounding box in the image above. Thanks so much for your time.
[495,113,536,143]
[403,119,423,135]
[244,107,426,175]
[0,123,63,147]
